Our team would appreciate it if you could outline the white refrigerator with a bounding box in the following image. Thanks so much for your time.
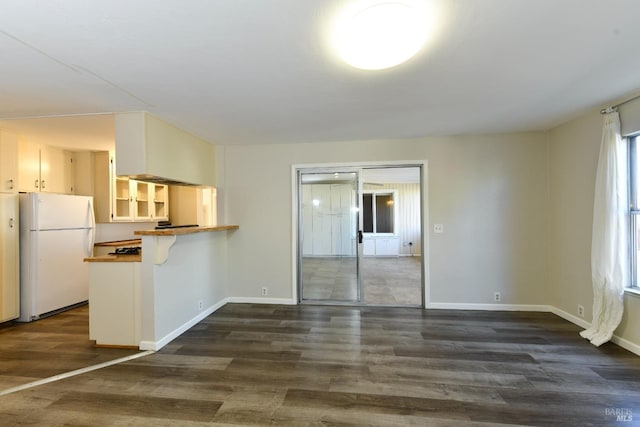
[19,193,95,322]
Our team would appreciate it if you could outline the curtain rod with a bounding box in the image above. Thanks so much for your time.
[601,94,640,114]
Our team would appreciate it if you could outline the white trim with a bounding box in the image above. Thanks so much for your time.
[624,287,640,297]
[426,303,640,356]
[227,297,297,305]
[362,189,398,235]
[551,306,640,356]
[139,298,229,351]
[426,302,551,312]
[549,306,591,329]
[611,335,640,356]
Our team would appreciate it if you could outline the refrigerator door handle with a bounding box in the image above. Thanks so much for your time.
[87,200,96,256]
[88,199,96,229]
[86,228,95,257]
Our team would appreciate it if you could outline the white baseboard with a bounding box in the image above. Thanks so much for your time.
[139,298,230,351]
[611,335,640,356]
[227,297,297,305]
[426,302,551,312]
[549,306,591,329]
[550,306,640,356]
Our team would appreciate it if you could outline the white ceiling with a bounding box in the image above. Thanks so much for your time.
[1,0,640,150]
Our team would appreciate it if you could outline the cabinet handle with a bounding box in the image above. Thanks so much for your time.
[35,179,39,189]
[9,218,14,228]
[41,180,46,189]
[8,179,13,190]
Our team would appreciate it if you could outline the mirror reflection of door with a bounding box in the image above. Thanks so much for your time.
[360,167,422,306]
[298,165,423,307]
[299,171,360,302]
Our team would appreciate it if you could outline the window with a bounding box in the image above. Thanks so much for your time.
[629,136,640,288]
[362,191,395,234]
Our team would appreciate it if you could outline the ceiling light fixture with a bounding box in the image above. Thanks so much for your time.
[332,1,432,70]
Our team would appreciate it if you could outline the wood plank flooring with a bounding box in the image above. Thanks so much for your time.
[1,303,639,426]
[0,305,140,390]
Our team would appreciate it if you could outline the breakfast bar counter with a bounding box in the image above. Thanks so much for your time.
[86,224,239,349]
[134,225,239,236]
[84,254,142,262]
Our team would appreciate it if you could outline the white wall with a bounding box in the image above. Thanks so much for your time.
[548,109,640,348]
[222,133,549,305]
[139,231,229,348]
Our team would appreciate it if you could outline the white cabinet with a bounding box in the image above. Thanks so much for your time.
[94,152,169,223]
[0,194,19,322]
[0,133,20,322]
[119,177,168,222]
[0,131,18,193]
[88,261,141,347]
[302,183,356,256]
[18,141,74,193]
[152,183,169,221]
[363,236,400,256]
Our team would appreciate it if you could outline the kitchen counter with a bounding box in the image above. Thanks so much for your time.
[94,239,142,247]
[84,254,141,263]
[86,223,238,350]
[134,225,239,236]
[93,239,142,257]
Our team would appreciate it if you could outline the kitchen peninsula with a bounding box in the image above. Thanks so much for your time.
[86,225,238,349]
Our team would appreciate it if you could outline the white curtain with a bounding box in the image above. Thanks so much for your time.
[580,112,627,346]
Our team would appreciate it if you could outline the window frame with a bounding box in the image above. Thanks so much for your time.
[362,189,397,236]
[629,135,640,289]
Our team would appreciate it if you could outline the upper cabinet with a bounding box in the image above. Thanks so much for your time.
[0,131,18,193]
[94,152,168,223]
[18,141,74,194]
[115,112,216,186]
[0,193,20,322]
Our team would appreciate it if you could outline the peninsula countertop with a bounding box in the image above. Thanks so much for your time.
[134,225,239,236]
[84,254,142,263]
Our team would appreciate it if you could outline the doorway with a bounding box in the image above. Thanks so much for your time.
[296,164,424,306]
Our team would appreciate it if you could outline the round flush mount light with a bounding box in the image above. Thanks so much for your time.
[332,1,432,70]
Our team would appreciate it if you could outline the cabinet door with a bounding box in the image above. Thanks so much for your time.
[375,237,399,256]
[152,184,169,221]
[0,132,18,193]
[18,141,41,192]
[133,180,151,221]
[0,194,19,322]
[40,146,69,193]
[112,177,134,221]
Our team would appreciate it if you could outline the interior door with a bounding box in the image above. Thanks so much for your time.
[298,170,361,303]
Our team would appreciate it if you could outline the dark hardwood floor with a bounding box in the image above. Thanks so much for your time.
[1,303,639,426]
[0,305,140,391]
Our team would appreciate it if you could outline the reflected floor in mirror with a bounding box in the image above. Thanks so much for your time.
[302,256,422,305]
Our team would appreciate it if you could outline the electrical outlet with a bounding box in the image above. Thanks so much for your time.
[494,292,501,302]
[577,305,584,317]
[198,300,203,310]
[261,287,268,296]
[433,224,444,233]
